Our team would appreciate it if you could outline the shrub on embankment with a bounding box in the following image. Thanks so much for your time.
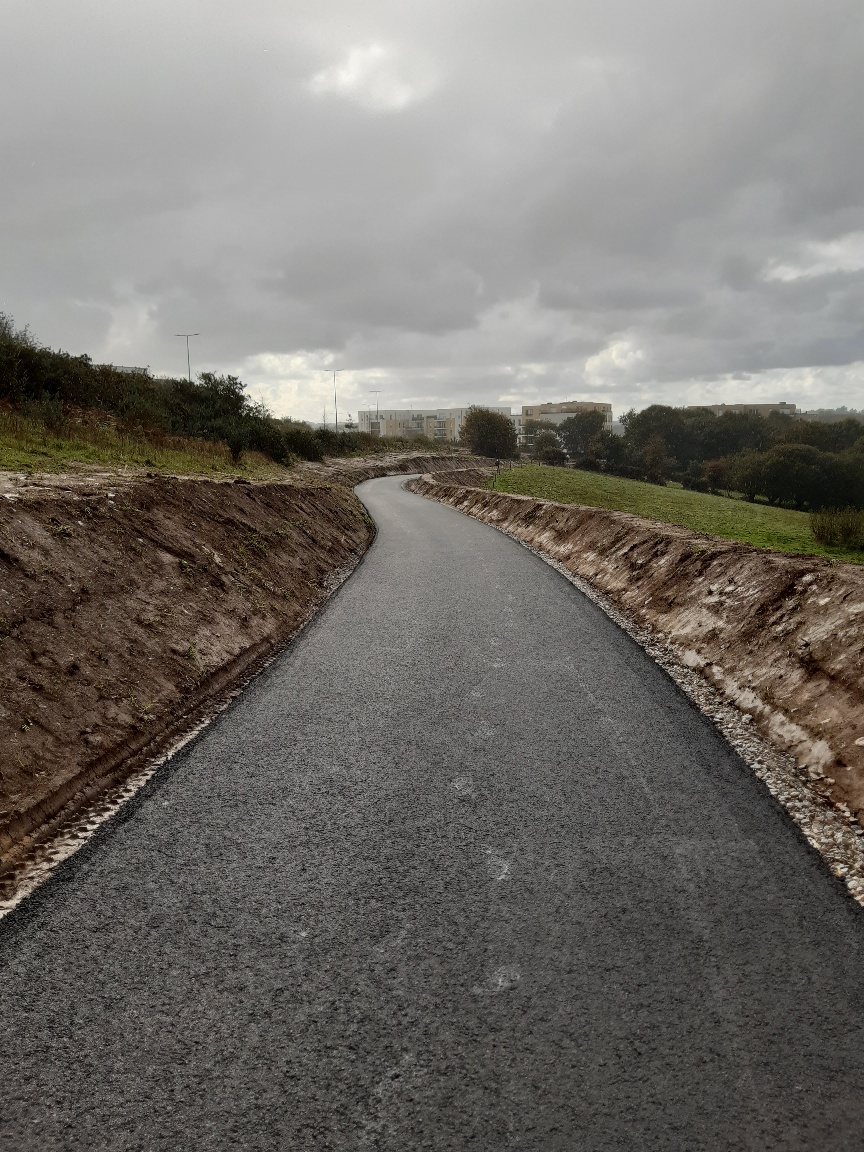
[810,507,864,550]
[0,312,449,470]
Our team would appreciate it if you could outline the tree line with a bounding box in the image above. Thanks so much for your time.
[0,314,432,464]
[460,402,864,510]
[600,405,864,510]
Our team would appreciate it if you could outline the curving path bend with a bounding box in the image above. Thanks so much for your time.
[2,475,864,1150]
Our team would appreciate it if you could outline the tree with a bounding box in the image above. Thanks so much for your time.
[704,458,731,494]
[524,418,557,438]
[729,449,764,502]
[641,434,671,484]
[558,411,605,457]
[623,405,687,464]
[760,443,828,508]
[460,407,517,458]
[587,430,629,471]
[533,429,566,465]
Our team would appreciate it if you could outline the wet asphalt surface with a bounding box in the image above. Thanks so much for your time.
[2,475,864,1150]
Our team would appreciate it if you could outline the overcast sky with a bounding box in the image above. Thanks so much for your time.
[2,0,863,421]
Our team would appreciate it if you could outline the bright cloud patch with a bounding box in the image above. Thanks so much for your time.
[307,43,432,111]
[765,232,864,282]
[584,340,646,387]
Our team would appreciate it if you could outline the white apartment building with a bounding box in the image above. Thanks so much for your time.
[357,407,513,442]
[357,401,611,445]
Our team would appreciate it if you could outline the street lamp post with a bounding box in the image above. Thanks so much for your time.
[331,369,350,432]
[369,389,382,433]
[175,333,199,384]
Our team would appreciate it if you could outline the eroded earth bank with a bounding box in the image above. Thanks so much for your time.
[0,454,480,886]
[408,470,864,832]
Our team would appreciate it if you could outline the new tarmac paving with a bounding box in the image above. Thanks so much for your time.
[2,475,864,1150]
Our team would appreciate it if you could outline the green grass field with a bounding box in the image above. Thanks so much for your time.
[491,464,864,562]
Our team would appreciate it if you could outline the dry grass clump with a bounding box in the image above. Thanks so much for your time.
[810,507,864,550]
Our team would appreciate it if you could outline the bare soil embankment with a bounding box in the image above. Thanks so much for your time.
[298,451,487,487]
[0,453,481,884]
[408,472,864,825]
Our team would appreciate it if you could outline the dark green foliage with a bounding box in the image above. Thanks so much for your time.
[460,407,517,458]
[523,418,557,439]
[780,417,864,454]
[533,429,563,463]
[729,450,764,502]
[640,434,672,485]
[0,312,440,466]
[594,400,864,509]
[557,411,605,457]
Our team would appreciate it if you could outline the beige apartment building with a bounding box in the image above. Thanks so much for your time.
[357,400,613,445]
[357,407,512,442]
[521,401,613,433]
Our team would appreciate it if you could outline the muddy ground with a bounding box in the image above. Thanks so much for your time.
[0,454,486,882]
[409,471,864,827]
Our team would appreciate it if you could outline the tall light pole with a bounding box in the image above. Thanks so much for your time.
[332,368,350,432]
[175,333,199,383]
[369,390,382,420]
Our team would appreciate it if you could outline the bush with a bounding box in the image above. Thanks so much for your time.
[538,446,567,466]
[681,460,709,492]
[810,507,864,549]
[533,429,562,462]
[460,407,517,458]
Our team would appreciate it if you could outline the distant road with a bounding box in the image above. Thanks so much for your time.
[2,475,864,1150]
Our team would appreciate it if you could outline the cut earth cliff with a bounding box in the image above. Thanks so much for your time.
[0,454,488,892]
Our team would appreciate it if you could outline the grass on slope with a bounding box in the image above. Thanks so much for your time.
[491,464,864,562]
[0,410,290,478]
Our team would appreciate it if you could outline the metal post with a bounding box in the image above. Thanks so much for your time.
[175,333,199,383]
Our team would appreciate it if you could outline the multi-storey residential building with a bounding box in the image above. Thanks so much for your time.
[357,407,513,442]
[357,401,612,446]
[521,401,613,437]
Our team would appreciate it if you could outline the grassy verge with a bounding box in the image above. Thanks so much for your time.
[490,464,864,562]
[0,410,462,477]
[0,410,289,478]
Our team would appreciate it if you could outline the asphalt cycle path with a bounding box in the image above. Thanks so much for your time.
[2,475,864,1151]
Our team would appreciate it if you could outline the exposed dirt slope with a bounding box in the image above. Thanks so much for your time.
[0,474,375,879]
[297,452,490,487]
[408,473,864,824]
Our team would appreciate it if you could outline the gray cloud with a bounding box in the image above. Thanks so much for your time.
[2,0,863,418]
